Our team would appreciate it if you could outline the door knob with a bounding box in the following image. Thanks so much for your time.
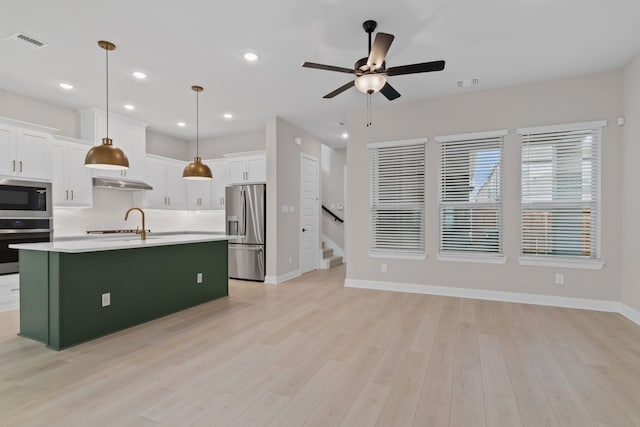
[302,228,308,232]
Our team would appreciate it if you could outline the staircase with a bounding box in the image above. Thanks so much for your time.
[320,243,343,269]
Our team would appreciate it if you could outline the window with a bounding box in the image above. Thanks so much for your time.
[519,121,604,262]
[436,130,506,258]
[369,139,426,257]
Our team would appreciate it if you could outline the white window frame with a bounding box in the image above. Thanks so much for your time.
[368,138,426,259]
[517,120,605,270]
[435,130,507,263]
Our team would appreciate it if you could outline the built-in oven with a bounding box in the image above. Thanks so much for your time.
[0,179,52,274]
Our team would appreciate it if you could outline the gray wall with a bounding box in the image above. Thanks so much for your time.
[0,88,79,137]
[266,117,322,279]
[321,145,345,250]
[192,130,265,159]
[146,129,190,160]
[622,54,640,312]
[346,70,623,302]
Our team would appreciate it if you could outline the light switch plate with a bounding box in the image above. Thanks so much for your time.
[289,205,295,212]
[197,273,203,284]
[101,292,111,307]
[281,205,289,213]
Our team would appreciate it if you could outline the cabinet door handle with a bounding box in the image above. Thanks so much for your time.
[164,196,167,205]
[168,197,171,205]
[12,160,15,172]
[71,190,74,200]
[19,161,22,172]
[65,190,69,200]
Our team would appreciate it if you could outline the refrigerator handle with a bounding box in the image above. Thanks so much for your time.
[240,189,247,236]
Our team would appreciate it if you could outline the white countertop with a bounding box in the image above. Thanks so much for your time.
[9,234,237,253]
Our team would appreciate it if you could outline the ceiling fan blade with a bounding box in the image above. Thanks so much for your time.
[367,32,394,70]
[380,82,401,101]
[302,62,355,74]
[386,60,445,76]
[323,81,355,98]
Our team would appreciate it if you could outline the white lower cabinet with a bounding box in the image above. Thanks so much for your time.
[51,138,93,207]
[143,156,187,210]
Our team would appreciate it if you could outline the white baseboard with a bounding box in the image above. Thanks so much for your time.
[344,278,619,313]
[619,303,640,326]
[264,269,301,284]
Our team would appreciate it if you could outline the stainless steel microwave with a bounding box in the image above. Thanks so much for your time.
[0,178,52,218]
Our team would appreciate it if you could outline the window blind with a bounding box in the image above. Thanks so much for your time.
[437,131,505,255]
[369,140,425,255]
[519,122,602,259]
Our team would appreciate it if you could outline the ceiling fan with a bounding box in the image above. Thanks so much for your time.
[302,20,446,101]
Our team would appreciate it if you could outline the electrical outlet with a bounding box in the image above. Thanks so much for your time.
[101,292,111,307]
[555,273,564,285]
[197,273,203,284]
[381,263,387,272]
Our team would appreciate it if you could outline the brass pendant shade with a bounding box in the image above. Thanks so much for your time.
[85,138,129,170]
[183,156,212,180]
[85,40,130,170]
[183,85,213,180]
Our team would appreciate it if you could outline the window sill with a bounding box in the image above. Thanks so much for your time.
[517,256,604,270]
[436,254,508,265]
[369,252,427,261]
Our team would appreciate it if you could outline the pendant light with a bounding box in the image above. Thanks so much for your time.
[85,40,129,170]
[183,85,213,180]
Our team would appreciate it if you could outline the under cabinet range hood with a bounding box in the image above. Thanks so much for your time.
[92,177,153,191]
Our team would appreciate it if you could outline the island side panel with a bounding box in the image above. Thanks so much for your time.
[53,240,228,350]
[18,250,49,343]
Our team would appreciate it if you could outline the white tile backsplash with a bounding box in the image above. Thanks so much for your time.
[54,189,225,237]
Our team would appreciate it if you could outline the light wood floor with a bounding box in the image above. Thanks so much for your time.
[2,265,640,426]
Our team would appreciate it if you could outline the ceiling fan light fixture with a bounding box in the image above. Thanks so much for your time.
[355,74,386,94]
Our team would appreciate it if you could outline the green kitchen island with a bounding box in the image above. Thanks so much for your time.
[10,234,232,350]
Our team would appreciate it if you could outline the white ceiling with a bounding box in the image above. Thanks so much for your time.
[1,0,639,148]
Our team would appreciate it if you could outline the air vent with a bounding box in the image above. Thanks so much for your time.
[5,32,48,51]
[457,78,479,88]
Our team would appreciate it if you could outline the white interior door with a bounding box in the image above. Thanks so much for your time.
[300,153,319,273]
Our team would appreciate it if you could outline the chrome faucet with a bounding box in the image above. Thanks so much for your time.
[124,207,146,241]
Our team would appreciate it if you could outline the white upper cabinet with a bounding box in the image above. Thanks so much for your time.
[79,108,147,181]
[51,138,92,207]
[140,156,187,210]
[187,178,212,210]
[225,152,266,184]
[0,118,56,180]
[211,159,227,210]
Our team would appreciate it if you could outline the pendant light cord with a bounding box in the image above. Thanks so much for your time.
[196,90,199,157]
[105,46,109,139]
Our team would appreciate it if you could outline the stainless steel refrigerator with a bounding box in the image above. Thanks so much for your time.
[226,184,266,281]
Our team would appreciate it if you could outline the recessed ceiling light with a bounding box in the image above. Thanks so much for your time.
[243,52,259,62]
[177,122,186,127]
[124,104,135,111]
[58,82,74,90]
[132,71,147,79]
[223,113,233,120]
[341,132,349,139]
